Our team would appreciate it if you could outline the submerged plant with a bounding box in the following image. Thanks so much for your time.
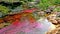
[0,5,10,17]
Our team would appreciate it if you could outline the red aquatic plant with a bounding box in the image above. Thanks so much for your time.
[0,8,37,24]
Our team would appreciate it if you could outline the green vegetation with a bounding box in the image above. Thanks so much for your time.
[38,0,60,11]
[54,6,60,12]
[0,0,60,14]
[0,5,10,16]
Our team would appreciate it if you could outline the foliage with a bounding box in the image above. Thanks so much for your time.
[38,0,60,10]
[1,0,60,12]
[0,5,10,14]
[51,0,60,5]
[0,5,10,16]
